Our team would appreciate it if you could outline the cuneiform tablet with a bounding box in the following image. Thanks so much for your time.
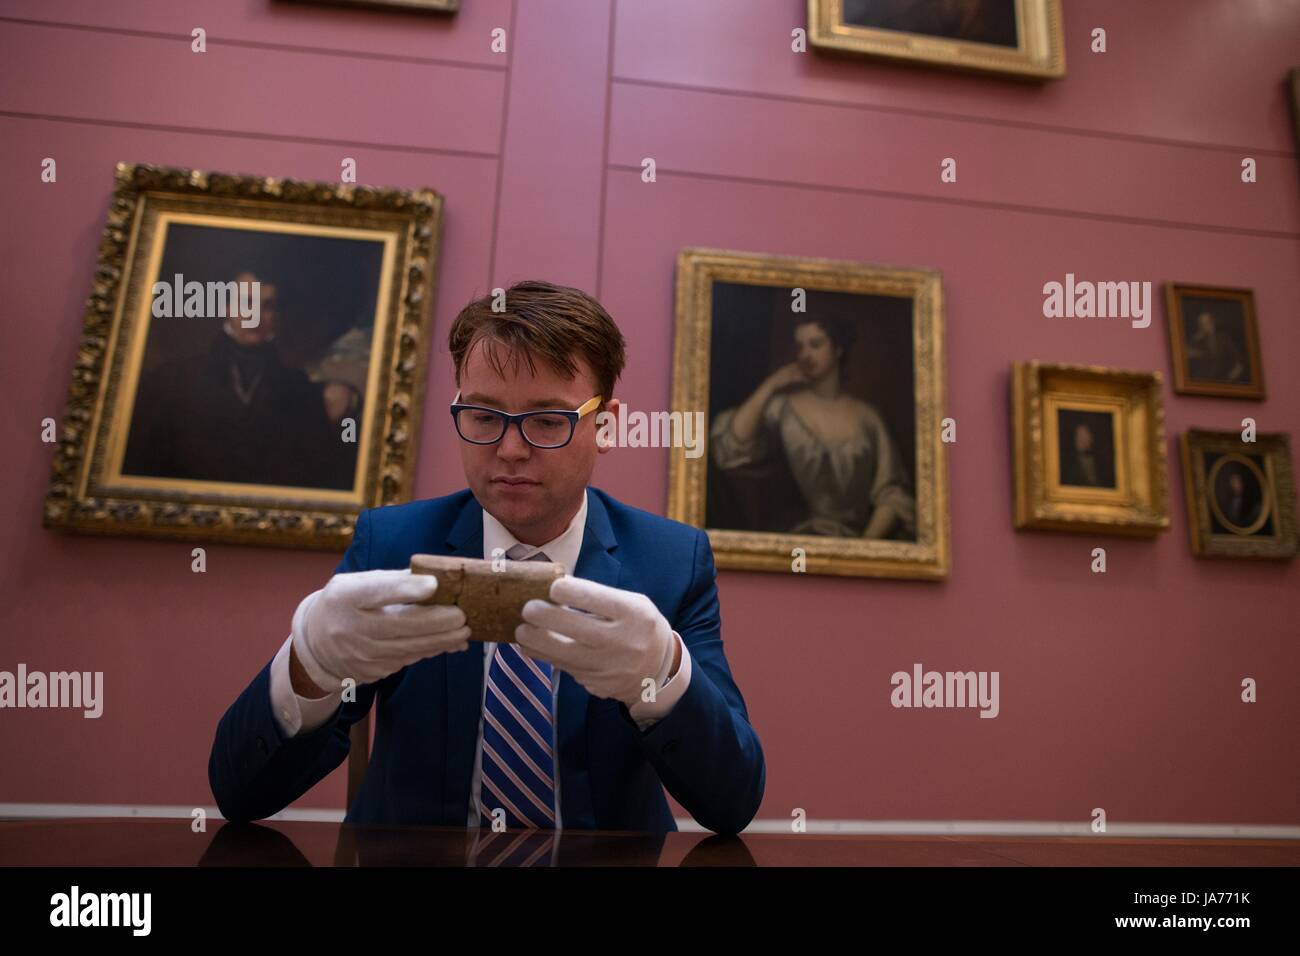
[410,553,565,643]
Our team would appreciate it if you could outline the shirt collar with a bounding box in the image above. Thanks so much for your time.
[481,488,587,575]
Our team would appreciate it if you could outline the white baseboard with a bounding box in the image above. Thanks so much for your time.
[691,819,1300,839]
[2,804,1297,838]
[0,803,343,823]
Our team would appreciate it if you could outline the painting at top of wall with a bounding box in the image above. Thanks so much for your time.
[284,0,460,14]
[807,0,1065,80]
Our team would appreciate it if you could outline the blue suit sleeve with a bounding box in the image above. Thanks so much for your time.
[207,509,381,823]
[621,529,766,834]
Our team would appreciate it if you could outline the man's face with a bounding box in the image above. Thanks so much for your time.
[224,272,277,346]
[1074,423,1093,452]
[456,338,615,542]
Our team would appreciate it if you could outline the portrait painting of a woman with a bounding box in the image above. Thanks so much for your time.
[670,249,947,580]
[710,313,916,541]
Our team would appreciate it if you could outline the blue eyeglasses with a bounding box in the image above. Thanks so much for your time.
[450,391,603,449]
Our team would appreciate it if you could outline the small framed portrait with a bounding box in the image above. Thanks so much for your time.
[669,248,949,580]
[1012,361,1169,536]
[284,0,459,12]
[1164,283,1264,399]
[807,0,1065,80]
[43,163,443,550]
[1180,430,1298,560]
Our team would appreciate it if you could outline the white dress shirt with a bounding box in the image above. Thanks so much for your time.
[268,487,693,829]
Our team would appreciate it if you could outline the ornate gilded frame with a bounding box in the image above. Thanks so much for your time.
[1290,68,1300,178]
[1164,282,1265,400]
[43,162,442,551]
[807,0,1065,80]
[669,248,949,580]
[1180,429,1297,560]
[1012,361,1169,536]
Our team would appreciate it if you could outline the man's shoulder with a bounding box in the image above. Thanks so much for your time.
[344,490,477,570]
[588,486,705,551]
[362,489,475,535]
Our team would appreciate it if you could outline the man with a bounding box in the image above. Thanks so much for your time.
[124,271,348,489]
[1219,468,1262,531]
[1060,422,1101,488]
[1185,310,1246,384]
[1059,418,1115,489]
[209,280,765,833]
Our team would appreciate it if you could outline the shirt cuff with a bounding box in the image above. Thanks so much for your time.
[270,633,343,738]
[626,630,692,730]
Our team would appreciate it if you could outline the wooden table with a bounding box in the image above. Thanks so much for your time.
[1,818,1296,866]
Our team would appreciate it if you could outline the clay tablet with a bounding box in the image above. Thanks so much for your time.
[410,553,565,644]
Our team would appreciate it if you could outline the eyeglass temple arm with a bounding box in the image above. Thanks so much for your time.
[452,392,604,418]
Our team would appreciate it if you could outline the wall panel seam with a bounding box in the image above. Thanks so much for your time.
[0,14,507,72]
[0,110,500,160]
[611,75,1299,160]
[605,164,1300,241]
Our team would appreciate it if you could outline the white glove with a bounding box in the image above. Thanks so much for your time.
[291,568,470,692]
[516,576,675,708]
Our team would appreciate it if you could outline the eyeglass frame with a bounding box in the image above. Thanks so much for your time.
[449,391,604,449]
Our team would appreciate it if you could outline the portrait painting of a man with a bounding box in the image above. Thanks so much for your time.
[1055,408,1117,490]
[1165,284,1264,399]
[1181,430,1297,560]
[117,224,384,493]
[1012,362,1168,537]
[43,163,442,550]
[1182,302,1248,384]
[1209,454,1270,536]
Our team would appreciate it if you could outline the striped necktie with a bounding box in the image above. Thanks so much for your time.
[477,548,557,829]
[468,828,558,867]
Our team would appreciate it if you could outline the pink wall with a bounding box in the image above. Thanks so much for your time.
[2,0,1297,827]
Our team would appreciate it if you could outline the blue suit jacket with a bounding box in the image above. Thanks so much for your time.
[208,486,766,833]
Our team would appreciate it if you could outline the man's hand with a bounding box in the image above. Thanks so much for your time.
[516,576,675,708]
[291,569,471,692]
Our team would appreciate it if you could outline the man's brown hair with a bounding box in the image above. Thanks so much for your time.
[448,280,626,402]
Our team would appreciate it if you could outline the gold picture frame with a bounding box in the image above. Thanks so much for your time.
[669,248,949,580]
[807,0,1065,80]
[1012,361,1169,536]
[1289,68,1300,177]
[1180,429,1297,560]
[43,162,443,550]
[1164,283,1265,400]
